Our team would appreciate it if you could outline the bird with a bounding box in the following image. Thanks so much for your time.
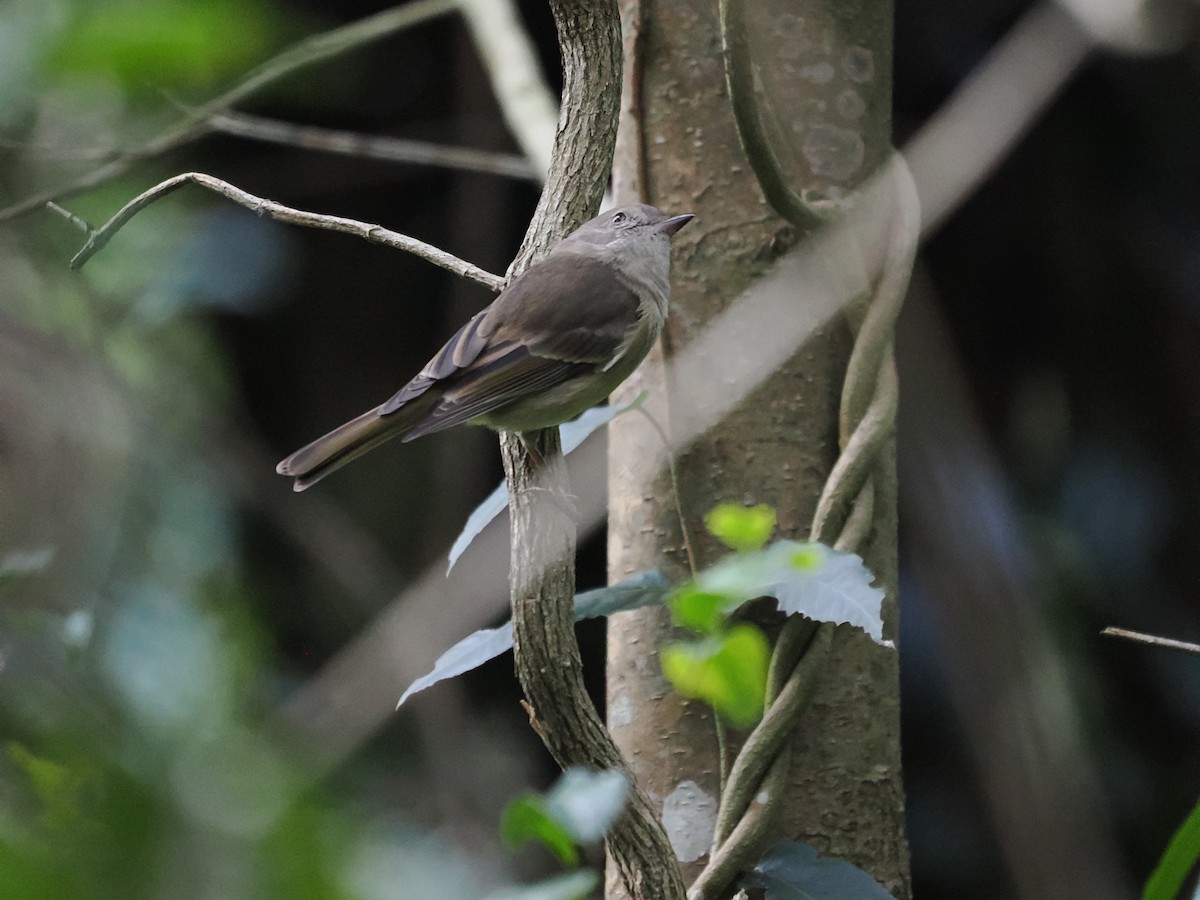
[276,204,693,491]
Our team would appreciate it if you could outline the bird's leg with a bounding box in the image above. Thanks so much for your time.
[516,430,579,523]
[515,432,546,469]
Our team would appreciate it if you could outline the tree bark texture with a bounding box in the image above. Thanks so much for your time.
[502,1,686,897]
[606,1,910,896]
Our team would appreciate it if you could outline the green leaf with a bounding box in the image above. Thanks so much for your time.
[47,0,281,90]
[673,540,890,645]
[397,572,671,708]
[661,625,768,727]
[1144,796,1200,900]
[573,570,672,620]
[744,841,896,899]
[769,542,890,646]
[668,585,732,634]
[705,503,777,552]
[501,795,580,866]
[8,743,87,830]
[499,768,629,868]
[543,768,629,843]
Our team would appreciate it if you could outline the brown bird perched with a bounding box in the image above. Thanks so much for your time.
[277,204,693,491]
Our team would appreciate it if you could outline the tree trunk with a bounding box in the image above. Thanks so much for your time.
[606,1,910,896]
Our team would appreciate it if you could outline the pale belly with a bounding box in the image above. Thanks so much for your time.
[474,319,659,433]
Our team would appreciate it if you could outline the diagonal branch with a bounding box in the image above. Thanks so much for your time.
[207,111,540,181]
[0,0,459,222]
[66,172,503,291]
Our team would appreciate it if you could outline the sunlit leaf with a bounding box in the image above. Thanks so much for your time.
[744,841,896,899]
[705,503,776,552]
[668,585,732,634]
[661,625,768,727]
[690,540,889,646]
[398,572,671,707]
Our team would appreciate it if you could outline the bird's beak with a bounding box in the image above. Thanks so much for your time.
[657,213,694,236]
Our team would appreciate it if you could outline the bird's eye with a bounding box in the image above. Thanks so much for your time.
[612,211,627,225]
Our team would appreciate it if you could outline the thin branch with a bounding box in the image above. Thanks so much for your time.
[67,172,504,291]
[208,111,540,181]
[459,0,558,178]
[0,0,459,222]
[1102,627,1200,654]
[496,1,684,896]
[44,202,93,235]
[635,406,697,575]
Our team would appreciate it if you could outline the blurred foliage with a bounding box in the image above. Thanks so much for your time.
[0,1,523,896]
[46,0,281,91]
[704,502,776,553]
[1143,797,1200,900]
[500,768,628,869]
[661,626,769,729]
[1,0,1197,897]
[662,504,889,726]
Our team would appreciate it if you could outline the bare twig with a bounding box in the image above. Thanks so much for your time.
[44,202,93,235]
[0,0,458,222]
[208,111,540,181]
[67,172,504,291]
[459,0,558,178]
[1102,627,1200,654]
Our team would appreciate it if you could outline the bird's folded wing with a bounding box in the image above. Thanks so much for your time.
[380,309,492,415]
[384,251,645,437]
[399,340,592,439]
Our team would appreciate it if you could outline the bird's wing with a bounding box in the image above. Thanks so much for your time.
[396,253,646,439]
[379,308,493,415]
[399,342,592,439]
[490,251,644,363]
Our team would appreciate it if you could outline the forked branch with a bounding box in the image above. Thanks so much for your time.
[67,172,503,291]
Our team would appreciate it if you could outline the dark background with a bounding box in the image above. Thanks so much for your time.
[1,0,1197,896]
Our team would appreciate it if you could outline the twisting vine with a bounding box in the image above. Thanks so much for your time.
[690,156,919,899]
[686,5,921,891]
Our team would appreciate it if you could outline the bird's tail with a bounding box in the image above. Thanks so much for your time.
[277,403,415,492]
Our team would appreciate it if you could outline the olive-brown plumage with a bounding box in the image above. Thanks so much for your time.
[277,205,692,491]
